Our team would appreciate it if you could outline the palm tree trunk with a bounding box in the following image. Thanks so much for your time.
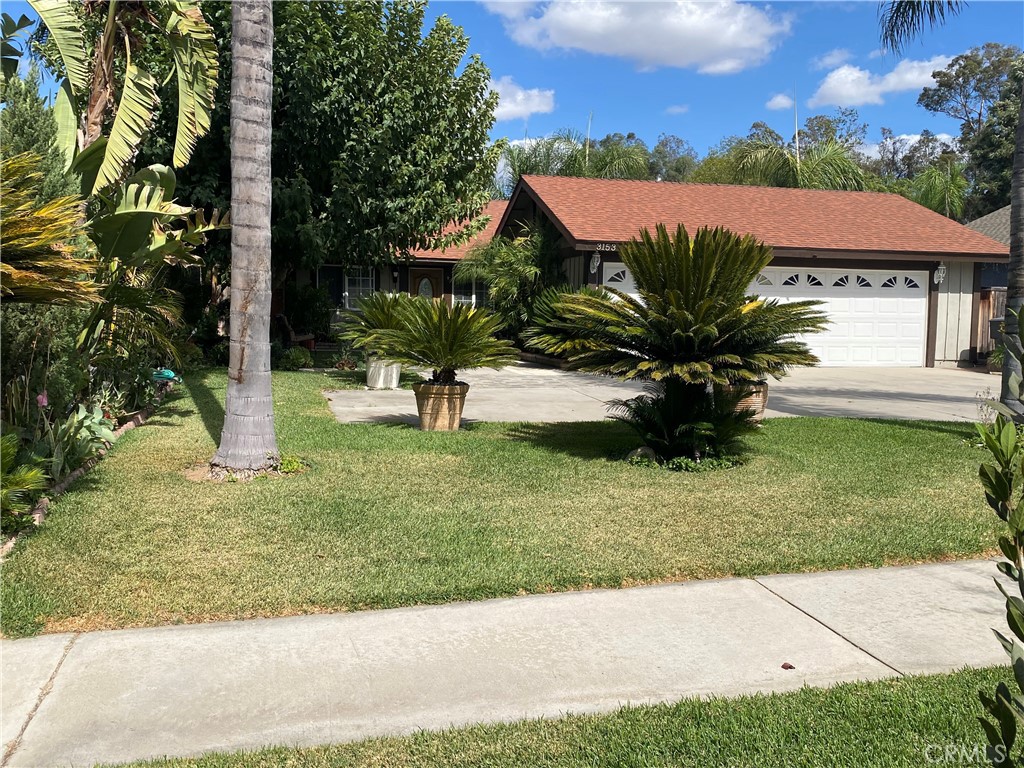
[1000,78,1024,417]
[212,0,279,470]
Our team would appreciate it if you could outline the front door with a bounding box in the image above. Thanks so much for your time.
[409,268,443,302]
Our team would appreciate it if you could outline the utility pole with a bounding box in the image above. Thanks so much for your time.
[585,111,593,171]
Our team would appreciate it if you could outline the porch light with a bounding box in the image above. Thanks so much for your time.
[933,262,947,285]
[392,268,399,282]
[590,253,601,274]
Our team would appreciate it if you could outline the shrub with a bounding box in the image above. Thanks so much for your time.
[370,297,518,384]
[283,283,334,338]
[526,224,827,460]
[1,433,47,535]
[278,346,314,371]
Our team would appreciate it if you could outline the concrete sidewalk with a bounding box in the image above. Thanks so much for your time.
[1,559,1007,767]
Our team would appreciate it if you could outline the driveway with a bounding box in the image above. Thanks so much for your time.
[324,363,992,424]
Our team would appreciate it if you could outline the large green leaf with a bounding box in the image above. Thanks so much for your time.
[90,176,191,263]
[52,78,78,169]
[1,12,35,81]
[91,65,159,195]
[70,136,107,198]
[166,1,219,168]
[27,0,88,96]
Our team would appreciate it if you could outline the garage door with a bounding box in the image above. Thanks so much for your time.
[601,262,928,367]
[752,267,928,367]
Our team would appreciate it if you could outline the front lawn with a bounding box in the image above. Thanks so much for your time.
[124,667,1008,767]
[1,369,997,637]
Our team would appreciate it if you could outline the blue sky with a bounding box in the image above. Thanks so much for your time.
[427,0,1023,155]
[8,0,1022,158]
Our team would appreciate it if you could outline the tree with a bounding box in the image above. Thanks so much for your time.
[919,42,1021,145]
[28,0,218,193]
[649,134,698,182]
[497,129,648,197]
[691,137,745,185]
[212,0,278,473]
[0,64,75,200]
[736,138,866,190]
[525,225,827,460]
[965,58,1024,218]
[799,107,869,150]
[881,0,1024,418]
[141,1,499,286]
[912,160,968,219]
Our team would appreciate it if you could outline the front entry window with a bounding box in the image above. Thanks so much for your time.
[416,276,435,300]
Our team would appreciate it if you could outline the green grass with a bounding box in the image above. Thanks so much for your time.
[319,367,422,389]
[0,370,997,637]
[122,667,1008,767]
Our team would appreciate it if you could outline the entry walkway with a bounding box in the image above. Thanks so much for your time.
[324,363,989,425]
[1,559,1007,767]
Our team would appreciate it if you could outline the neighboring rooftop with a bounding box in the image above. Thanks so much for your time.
[967,205,1011,248]
[413,199,508,261]
[511,175,1007,258]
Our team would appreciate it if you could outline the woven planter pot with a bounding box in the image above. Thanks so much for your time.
[727,381,769,422]
[413,382,470,431]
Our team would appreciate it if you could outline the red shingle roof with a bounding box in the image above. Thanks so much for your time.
[517,175,1006,258]
[413,199,508,261]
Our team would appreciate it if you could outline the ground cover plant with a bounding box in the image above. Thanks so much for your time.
[121,667,1008,768]
[0,369,998,637]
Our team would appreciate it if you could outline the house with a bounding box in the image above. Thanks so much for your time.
[309,199,504,314]
[496,175,1008,368]
[967,204,1012,355]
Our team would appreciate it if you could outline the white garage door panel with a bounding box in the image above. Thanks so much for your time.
[753,268,928,367]
[599,263,928,367]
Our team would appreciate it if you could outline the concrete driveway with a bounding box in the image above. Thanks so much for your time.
[324,362,993,424]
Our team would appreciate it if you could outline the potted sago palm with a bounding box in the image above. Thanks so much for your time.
[370,297,518,430]
[338,292,409,389]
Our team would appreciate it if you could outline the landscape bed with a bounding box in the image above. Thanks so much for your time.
[0,369,997,637]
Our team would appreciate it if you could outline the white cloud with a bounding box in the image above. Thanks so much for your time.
[860,132,957,160]
[491,76,556,121]
[665,104,690,115]
[765,93,795,111]
[867,48,886,59]
[808,54,951,107]
[486,1,791,75]
[811,48,852,70]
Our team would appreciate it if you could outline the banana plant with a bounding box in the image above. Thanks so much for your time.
[29,0,218,194]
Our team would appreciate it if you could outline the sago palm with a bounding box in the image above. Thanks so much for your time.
[525,223,828,387]
[0,152,99,305]
[1,433,47,518]
[338,292,411,354]
[370,298,518,385]
[737,139,866,191]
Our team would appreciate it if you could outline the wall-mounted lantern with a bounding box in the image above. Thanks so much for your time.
[589,253,601,274]
[933,262,947,285]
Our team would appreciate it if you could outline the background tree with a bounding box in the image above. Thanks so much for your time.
[882,0,1024,418]
[965,58,1024,218]
[919,42,1021,146]
[912,160,968,219]
[212,0,278,473]
[649,134,698,182]
[737,138,866,190]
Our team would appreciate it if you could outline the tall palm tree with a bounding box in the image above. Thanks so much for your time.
[736,139,866,190]
[881,0,1024,415]
[212,0,279,472]
[912,161,968,219]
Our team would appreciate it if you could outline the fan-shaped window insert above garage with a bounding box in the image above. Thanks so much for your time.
[751,267,927,367]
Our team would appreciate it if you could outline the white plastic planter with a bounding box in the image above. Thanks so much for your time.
[366,356,402,390]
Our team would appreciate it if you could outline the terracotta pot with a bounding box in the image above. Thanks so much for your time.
[366,356,402,390]
[727,381,768,422]
[413,382,470,431]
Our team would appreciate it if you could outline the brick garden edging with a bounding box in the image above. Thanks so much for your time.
[0,384,173,559]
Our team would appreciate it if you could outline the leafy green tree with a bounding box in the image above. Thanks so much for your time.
[143,1,500,285]
[525,224,827,458]
[0,64,75,200]
[799,107,869,150]
[649,134,698,182]
[919,42,1021,145]
[737,138,866,190]
[691,137,745,185]
[912,160,968,219]
[965,59,1024,218]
